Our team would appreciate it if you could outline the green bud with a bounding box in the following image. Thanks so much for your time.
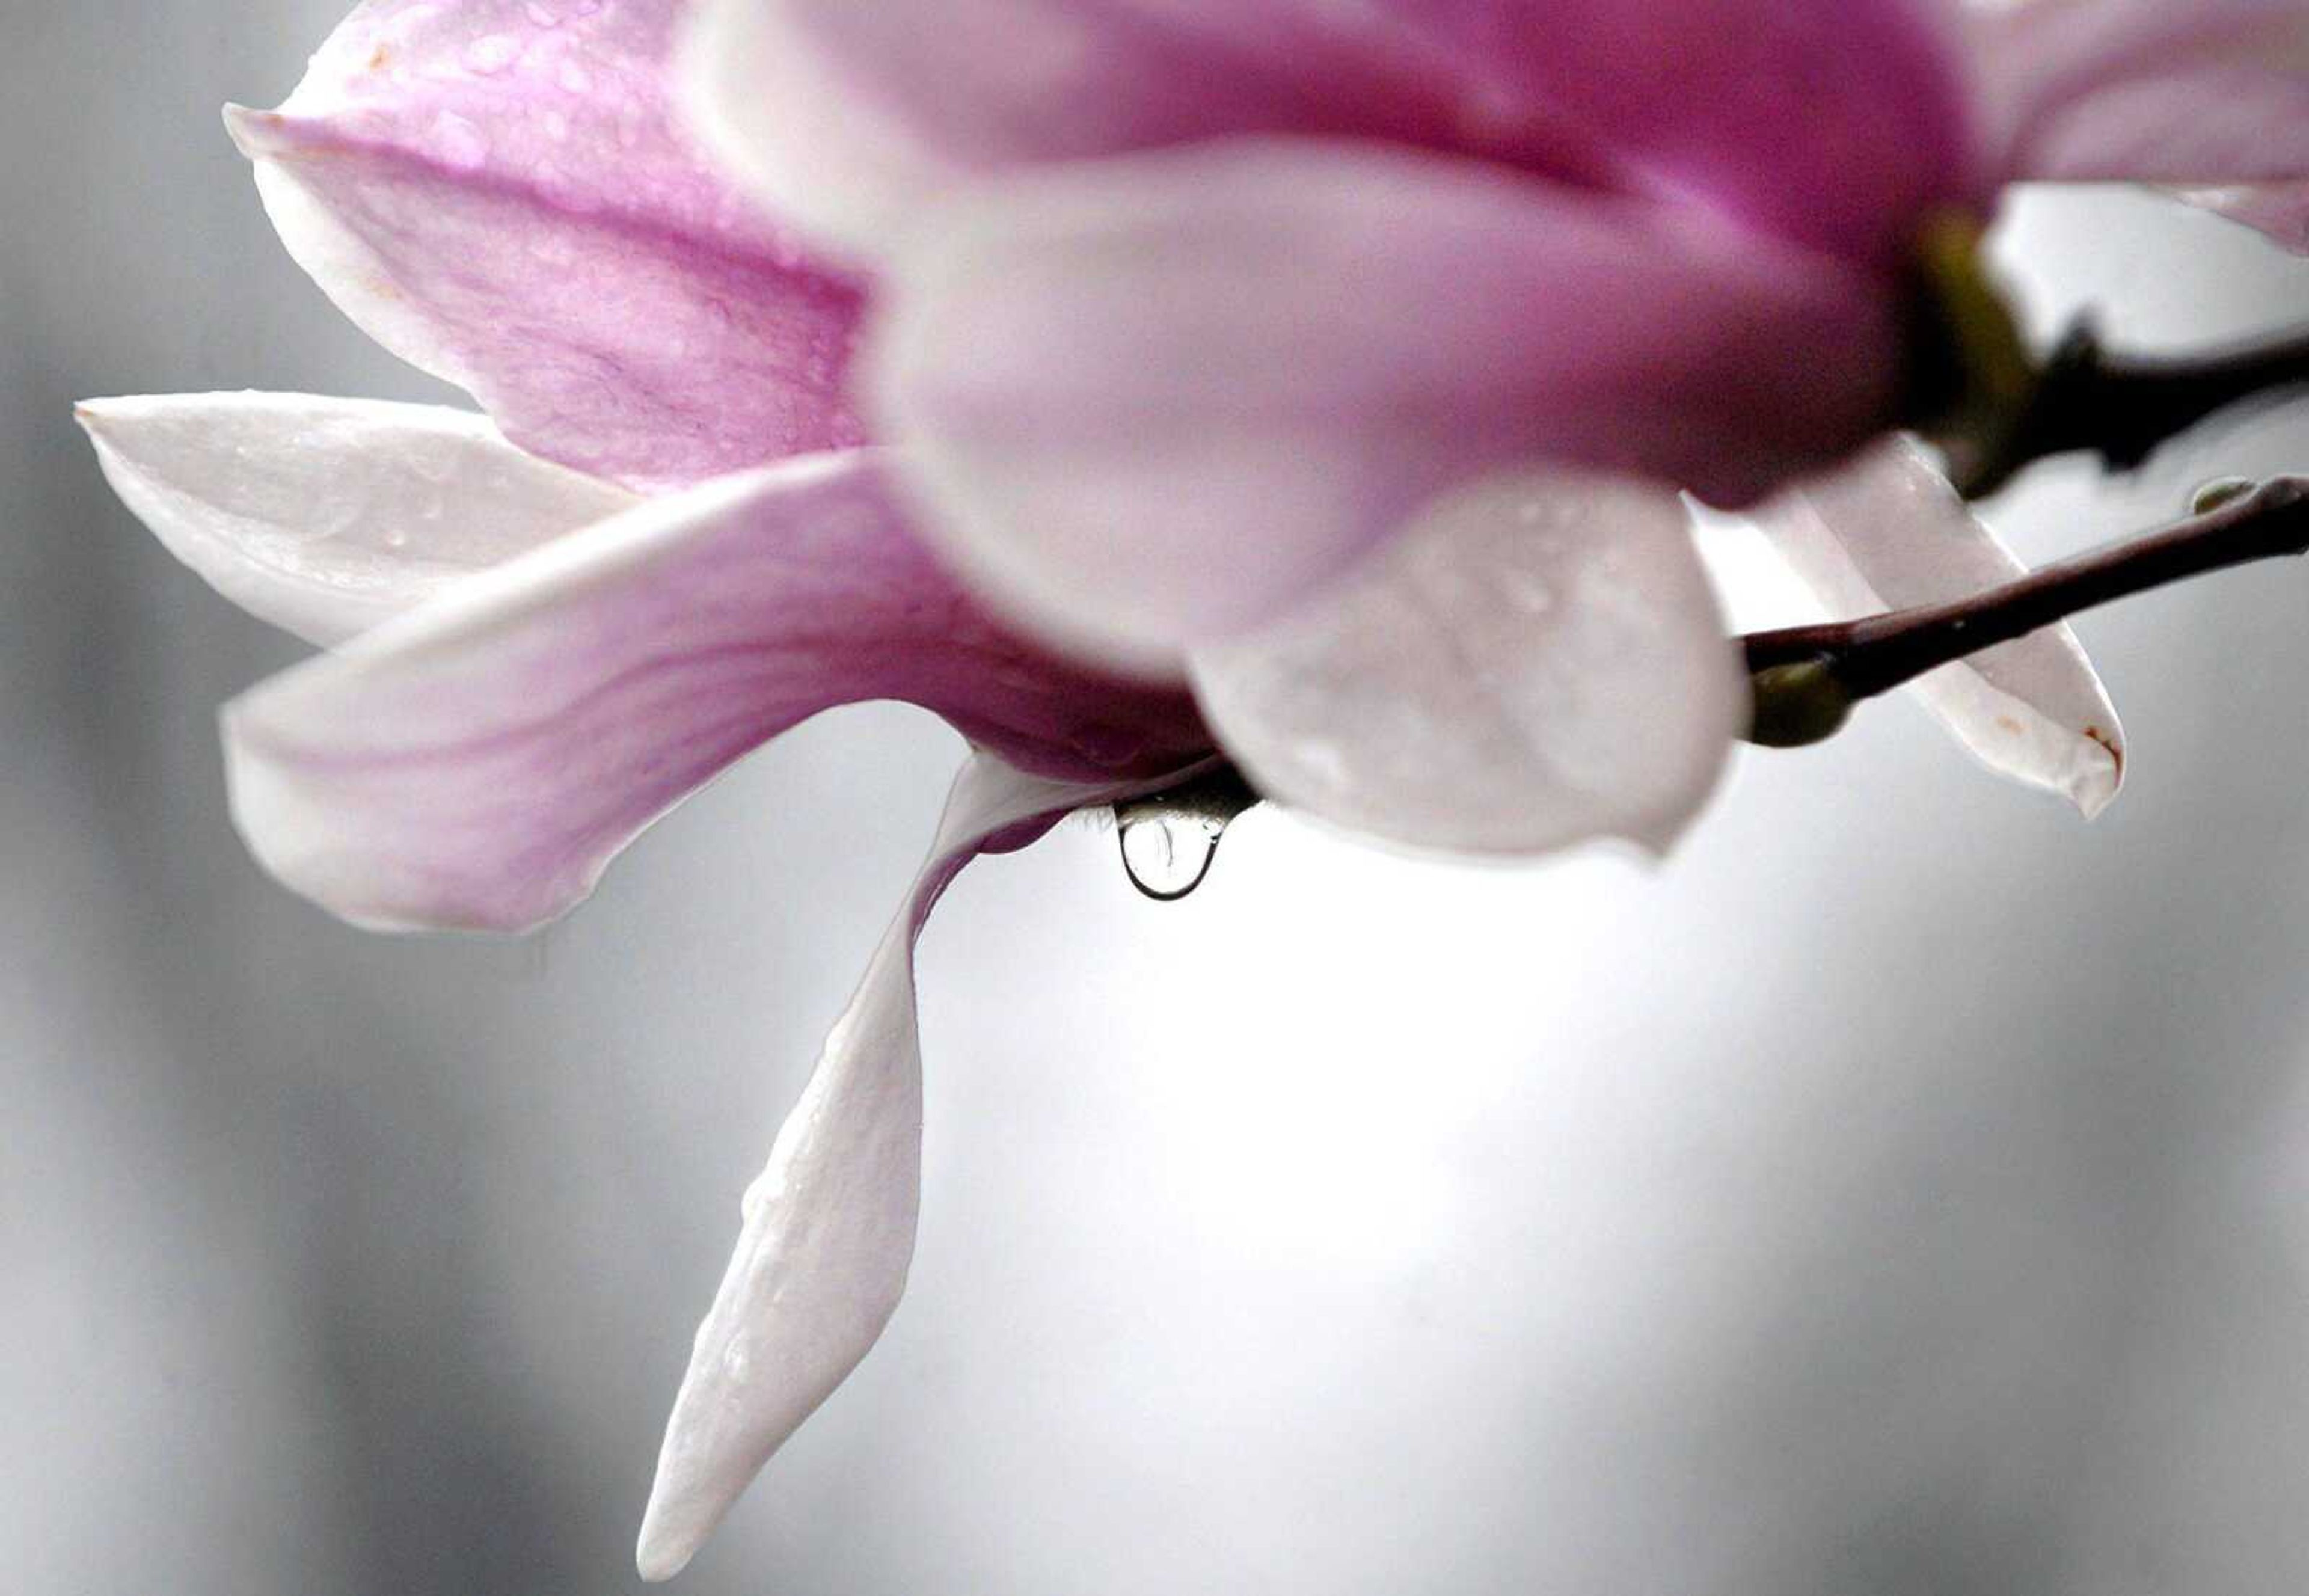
[1744,658,1854,749]
[2192,476,2258,515]
[1904,210,2042,498]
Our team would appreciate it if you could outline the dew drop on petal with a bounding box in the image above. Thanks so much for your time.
[428,110,490,170]
[1112,767,1259,902]
[460,32,521,75]
[1116,809,1219,901]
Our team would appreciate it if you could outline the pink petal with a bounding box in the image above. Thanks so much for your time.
[869,141,1903,668]
[229,0,866,491]
[1189,470,1745,856]
[1975,0,2309,193]
[681,0,1970,268]
[2180,180,2309,253]
[1409,0,1975,266]
[223,450,1207,933]
[76,392,636,645]
[634,749,1215,1581]
[678,0,1621,259]
[1753,439,2124,816]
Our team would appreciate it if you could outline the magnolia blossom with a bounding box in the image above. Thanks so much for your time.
[78,0,2309,1582]
[692,0,2309,835]
[80,6,1210,1579]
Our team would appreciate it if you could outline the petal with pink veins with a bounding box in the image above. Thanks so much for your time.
[222,450,1207,933]
[230,0,866,490]
[1189,469,1746,856]
[1752,438,2124,817]
[678,0,1969,268]
[76,392,637,646]
[634,747,1216,1582]
[870,141,1901,669]
[1973,0,2309,208]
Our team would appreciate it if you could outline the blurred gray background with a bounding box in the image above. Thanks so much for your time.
[10,5,2309,1593]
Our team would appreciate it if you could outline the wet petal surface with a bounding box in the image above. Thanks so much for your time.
[1190,469,1746,856]
[233,0,866,489]
[77,391,636,645]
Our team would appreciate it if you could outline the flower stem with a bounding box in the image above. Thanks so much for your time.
[1742,476,2309,744]
[1947,322,2309,500]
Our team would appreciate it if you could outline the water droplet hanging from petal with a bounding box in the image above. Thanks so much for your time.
[1112,766,1259,902]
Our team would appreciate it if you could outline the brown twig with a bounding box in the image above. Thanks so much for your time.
[1743,476,2309,745]
[1946,322,2309,500]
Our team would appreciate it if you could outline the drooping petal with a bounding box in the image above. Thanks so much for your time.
[222,450,1207,933]
[870,140,1902,668]
[1973,0,2309,196]
[1753,439,2124,816]
[678,0,1970,268]
[634,749,1209,1582]
[230,0,866,490]
[1188,470,1746,856]
[76,392,636,645]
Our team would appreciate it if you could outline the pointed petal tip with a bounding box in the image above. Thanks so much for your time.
[72,394,168,443]
[633,1508,699,1584]
[75,393,195,437]
[635,1442,748,1582]
[2071,729,2126,821]
[219,692,565,936]
[221,102,276,158]
[72,395,146,436]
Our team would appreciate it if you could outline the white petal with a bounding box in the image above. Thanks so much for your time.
[1754,438,2124,817]
[635,750,1204,1580]
[76,393,636,645]
[1188,469,1746,856]
[2179,179,2309,253]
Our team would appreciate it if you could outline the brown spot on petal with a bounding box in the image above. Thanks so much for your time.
[2083,724,2124,778]
[1994,715,2025,736]
[368,44,393,71]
